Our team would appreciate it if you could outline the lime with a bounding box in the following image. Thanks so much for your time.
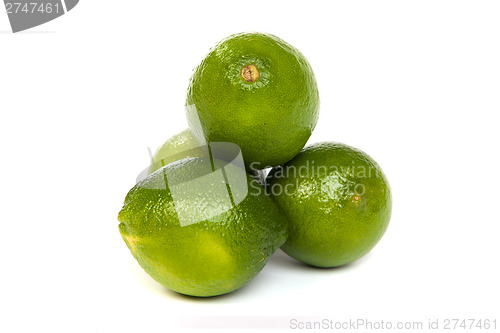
[118,156,288,297]
[186,32,320,170]
[148,129,205,175]
[266,142,392,268]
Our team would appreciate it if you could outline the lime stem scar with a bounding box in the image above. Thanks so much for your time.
[241,65,260,82]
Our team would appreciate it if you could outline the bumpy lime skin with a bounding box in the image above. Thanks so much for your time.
[186,32,320,169]
[118,157,288,297]
[266,142,392,268]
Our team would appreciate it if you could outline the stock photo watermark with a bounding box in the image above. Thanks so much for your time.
[176,316,498,330]
[288,317,498,331]
[253,160,376,198]
[135,140,378,227]
[3,0,78,32]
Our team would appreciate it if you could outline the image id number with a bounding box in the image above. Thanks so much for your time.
[5,2,60,14]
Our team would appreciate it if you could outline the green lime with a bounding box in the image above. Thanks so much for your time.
[148,129,264,181]
[186,32,320,169]
[148,129,205,175]
[266,142,392,268]
[118,156,287,297]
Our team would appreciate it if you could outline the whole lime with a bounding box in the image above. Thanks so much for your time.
[266,142,392,268]
[186,32,319,169]
[148,129,263,179]
[119,156,288,297]
[148,129,205,175]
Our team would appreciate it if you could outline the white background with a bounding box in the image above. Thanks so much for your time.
[1,1,499,332]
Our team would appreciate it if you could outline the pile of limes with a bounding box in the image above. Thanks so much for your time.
[118,32,392,297]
